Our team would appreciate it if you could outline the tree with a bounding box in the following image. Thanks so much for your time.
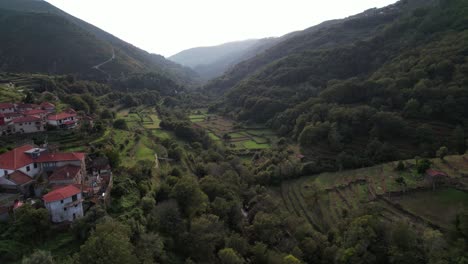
[422,229,447,263]
[136,232,164,264]
[81,94,98,114]
[78,219,138,264]
[104,149,121,168]
[65,95,90,113]
[218,248,244,264]
[396,161,405,171]
[22,250,55,264]
[100,109,114,120]
[451,126,465,154]
[395,177,407,192]
[12,205,50,244]
[170,176,208,218]
[186,214,226,262]
[403,99,420,118]
[416,159,432,174]
[149,200,185,237]
[436,146,448,161]
[283,255,302,264]
[113,119,128,130]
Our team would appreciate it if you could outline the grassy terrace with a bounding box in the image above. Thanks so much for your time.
[189,109,276,153]
[393,188,468,230]
[279,155,468,232]
[93,106,164,167]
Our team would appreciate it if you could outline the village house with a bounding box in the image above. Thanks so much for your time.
[0,145,113,223]
[0,101,79,135]
[40,102,56,112]
[2,112,23,123]
[23,109,49,119]
[0,145,86,185]
[48,165,83,186]
[11,116,45,134]
[43,185,84,223]
[47,112,78,129]
[16,103,40,113]
[0,171,35,196]
[0,103,15,114]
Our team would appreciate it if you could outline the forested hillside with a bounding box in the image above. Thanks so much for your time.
[1,0,467,263]
[0,0,198,84]
[208,0,468,169]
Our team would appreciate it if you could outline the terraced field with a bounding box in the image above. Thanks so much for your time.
[279,155,468,232]
[93,107,164,167]
[190,110,275,153]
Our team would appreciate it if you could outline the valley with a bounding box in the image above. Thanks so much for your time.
[0,0,467,263]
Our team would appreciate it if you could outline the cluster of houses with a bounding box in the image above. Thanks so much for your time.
[0,102,80,136]
[0,144,112,223]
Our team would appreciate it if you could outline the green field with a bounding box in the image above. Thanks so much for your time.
[393,188,468,230]
[190,111,276,153]
[279,155,468,232]
[96,107,166,167]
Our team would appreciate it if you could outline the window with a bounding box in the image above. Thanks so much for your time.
[34,163,38,169]
[26,166,30,172]
[61,200,63,204]
[64,208,67,211]
[3,170,7,176]
[72,194,78,202]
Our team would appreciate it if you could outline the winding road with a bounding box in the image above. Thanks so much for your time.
[92,47,115,78]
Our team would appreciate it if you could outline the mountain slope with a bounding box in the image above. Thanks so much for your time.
[204,0,436,94]
[170,38,279,80]
[210,0,468,169]
[0,0,199,84]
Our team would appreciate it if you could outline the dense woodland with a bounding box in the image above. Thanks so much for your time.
[208,0,468,169]
[0,0,467,263]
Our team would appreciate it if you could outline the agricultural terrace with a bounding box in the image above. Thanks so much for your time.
[93,106,169,167]
[189,110,276,154]
[280,155,468,233]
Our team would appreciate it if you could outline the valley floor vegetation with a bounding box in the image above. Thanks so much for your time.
[0,0,468,263]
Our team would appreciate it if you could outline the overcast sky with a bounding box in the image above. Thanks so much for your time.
[45,0,399,57]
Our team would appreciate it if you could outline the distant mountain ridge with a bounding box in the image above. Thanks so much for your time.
[0,0,199,85]
[169,38,279,80]
[204,0,437,94]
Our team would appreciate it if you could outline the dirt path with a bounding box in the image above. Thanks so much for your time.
[92,47,115,78]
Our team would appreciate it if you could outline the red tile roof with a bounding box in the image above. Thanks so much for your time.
[40,102,55,108]
[43,185,81,203]
[426,169,448,177]
[12,116,42,123]
[24,109,48,116]
[8,171,33,185]
[49,165,81,181]
[0,145,84,170]
[0,145,35,170]
[36,152,85,163]
[16,103,39,109]
[47,113,76,121]
[0,103,14,109]
[3,112,22,118]
[13,200,24,210]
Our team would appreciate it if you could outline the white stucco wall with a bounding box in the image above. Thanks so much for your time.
[0,108,15,114]
[17,163,40,178]
[45,193,83,223]
[14,122,44,134]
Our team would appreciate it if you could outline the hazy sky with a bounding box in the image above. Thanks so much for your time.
[45,0,399,57]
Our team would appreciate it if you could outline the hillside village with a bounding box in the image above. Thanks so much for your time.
[0,102,90,136]
[0,144,112,223]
